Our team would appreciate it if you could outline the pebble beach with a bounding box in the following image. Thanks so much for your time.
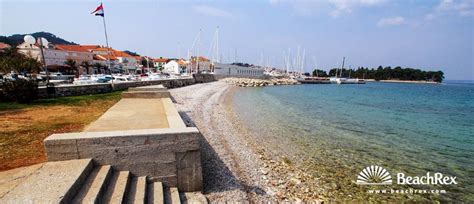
[170,81,324,202]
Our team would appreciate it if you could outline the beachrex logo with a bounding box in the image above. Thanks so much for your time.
[397,172,457,185]
[356,165,392,185]
[356,166,457,185]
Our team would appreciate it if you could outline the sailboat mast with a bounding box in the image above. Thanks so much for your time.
[340,56,345,78]
[301,49,305,76]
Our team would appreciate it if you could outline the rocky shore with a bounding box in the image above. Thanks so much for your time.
[169,81,324,203]
[221,77,299,87]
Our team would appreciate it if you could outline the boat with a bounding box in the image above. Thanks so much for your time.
[298,77,331,84]
[330,57,365,84]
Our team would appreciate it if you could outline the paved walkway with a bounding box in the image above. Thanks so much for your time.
[84,98,169,132]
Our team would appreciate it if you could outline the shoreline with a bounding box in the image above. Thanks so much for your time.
[169,81,323,202]
[170,80,449,202]
[367,79,440,84]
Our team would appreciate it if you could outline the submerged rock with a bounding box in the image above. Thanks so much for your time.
[221,77,298,87]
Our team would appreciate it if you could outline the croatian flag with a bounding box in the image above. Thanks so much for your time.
[91,3,104,17]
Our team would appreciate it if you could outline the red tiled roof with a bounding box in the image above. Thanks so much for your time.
[81,45,101,50]
[55,44,91,52]
[177,59,188,65]
[113,50,134,58]
[0,42,11,49]
[94,54,117,61]
[191,56,210,62]
[153,58,168,63]
[92,47,114,52]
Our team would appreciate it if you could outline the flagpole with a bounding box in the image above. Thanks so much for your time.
[101,3,110,73]
[99,2,114,88]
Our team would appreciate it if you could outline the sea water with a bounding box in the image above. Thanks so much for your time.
[233,81,474,201]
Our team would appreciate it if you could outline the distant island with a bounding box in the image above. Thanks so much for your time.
[312,66,444,83]
[0,32,143,56]
[0,32,77,46]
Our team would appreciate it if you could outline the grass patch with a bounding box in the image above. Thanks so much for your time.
[0,91,123,171]
[0,91,122,111]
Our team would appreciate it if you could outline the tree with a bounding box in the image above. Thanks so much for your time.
[93,62,104,74]
[141,57,148,67]
[0,47,40,103]
[65,59,78,76]
[80,61,91,75]
[312,69,328,77]
[0,46,42,74]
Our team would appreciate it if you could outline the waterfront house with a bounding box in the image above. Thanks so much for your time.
[89,47,123,73]
[18,42,94,74]
[190,56,211,73]
[163,60,180,75]
[153,57,169,70]
[112,50,138,73]
[178,59,189,74]
[55,45,95,74]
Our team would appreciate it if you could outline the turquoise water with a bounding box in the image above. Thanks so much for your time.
[233,81,474,201]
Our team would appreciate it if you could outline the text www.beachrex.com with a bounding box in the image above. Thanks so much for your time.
[368,189,447,194]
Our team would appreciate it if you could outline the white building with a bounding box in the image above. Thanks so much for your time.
[113,50,138,73]
[163,60,188,75]
[153,58,169,70]
[213,63,265,78]
[163,60,180,75]
[17,42,94,74]
[190,56,212,73]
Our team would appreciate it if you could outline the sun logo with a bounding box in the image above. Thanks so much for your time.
[356,165,392,185]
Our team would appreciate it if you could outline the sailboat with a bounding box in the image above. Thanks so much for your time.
[329,57,346,84]
[329,57,365,84]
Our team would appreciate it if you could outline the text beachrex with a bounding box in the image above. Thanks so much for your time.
[356,165,457,185]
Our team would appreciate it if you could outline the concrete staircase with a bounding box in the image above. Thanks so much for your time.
[0,159,207,204]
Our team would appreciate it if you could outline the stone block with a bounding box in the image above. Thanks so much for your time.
[121,91,171,98]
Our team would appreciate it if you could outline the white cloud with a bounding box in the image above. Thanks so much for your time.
[193,5,233,18]
[424,13,436,20]
[377,16,405,27]
[426,0,474,20]
[269,0,386,17]
[329,0,386,17]
[269,0,280,6]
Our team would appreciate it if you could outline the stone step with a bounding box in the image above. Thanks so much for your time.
[181,192,208,204]
[72,165,112,204]
[126,176,147,204]
[103,170,130,203]
[170,187,181,204]
[0,159,93,204]
[147,182,164,204]
[121,91,171,99]
[128,85,166,92]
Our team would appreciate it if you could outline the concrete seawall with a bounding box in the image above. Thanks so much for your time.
[43,85,204,192]
[38,74,215,98]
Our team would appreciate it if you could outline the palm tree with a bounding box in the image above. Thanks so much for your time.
[64,59,78,76]
[80,61,91,75]
[93,62,104,74]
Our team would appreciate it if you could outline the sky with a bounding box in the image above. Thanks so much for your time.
[1,0,473,80]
